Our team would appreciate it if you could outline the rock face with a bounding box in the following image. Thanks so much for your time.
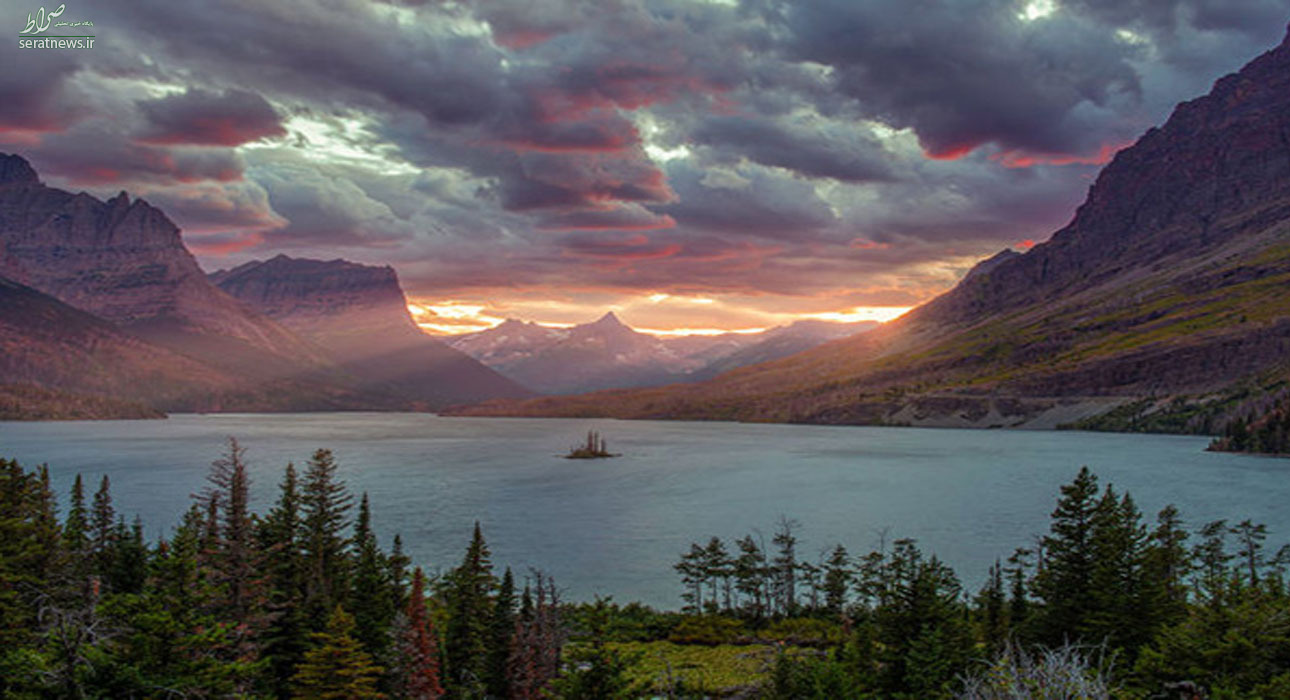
[918,26,1290,326]
[212,255,533,406]
[450,27,1290,431]
[0,154,326,373]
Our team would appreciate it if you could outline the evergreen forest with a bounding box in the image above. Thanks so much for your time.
[2,440,1287,698]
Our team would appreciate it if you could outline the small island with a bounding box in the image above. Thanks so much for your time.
[565,430,619,459]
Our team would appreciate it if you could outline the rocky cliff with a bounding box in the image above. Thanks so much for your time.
[212,255,533,406]
[0,154,328,376]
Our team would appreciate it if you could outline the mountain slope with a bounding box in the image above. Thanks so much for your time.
[0,154,333,381]
[211,255,533,407]
[0,274,391,417]
[449,26,1290,430]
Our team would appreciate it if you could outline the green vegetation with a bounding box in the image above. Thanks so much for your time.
[4,443,1290,697]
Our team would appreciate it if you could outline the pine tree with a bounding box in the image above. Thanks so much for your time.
[1033,466,1100,645]
[1230,519,1268,588]
[771,517,800,616]
[1144,504,1190,626]
[90,474,116,582]
[733,534,768,620]
[0,458,60,647]
[392,568,444,700]
[259,462,310,698]
[350,492,396,663]
[978,560,1007,656]
[300,449,354,621]
[822,544,853,617]
[486,567,517,698]
[292,606,385,699]
[444,522,495,697]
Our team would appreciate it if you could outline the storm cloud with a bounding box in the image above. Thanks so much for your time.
[2,0,1288,328]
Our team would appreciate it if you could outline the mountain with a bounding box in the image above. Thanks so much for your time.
[449,26,1290,431]
[211,255,533,406]
[0,274,394,417]
[446,313,877,394]
[446,312,697,394]
[687,319,879,381]
[0,153,329,381]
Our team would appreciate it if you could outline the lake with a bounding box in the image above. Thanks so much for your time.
[1,413,1286,608]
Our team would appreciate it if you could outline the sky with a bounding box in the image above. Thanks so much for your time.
[4,0,1289,334]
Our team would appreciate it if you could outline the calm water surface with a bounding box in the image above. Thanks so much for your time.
[1,413,1286,607]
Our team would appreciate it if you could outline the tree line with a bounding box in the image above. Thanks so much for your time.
[673,466,1290,698]
[4,440,1290,698]
[0,439,562,699]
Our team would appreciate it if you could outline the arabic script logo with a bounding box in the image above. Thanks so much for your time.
[21,3,64,34]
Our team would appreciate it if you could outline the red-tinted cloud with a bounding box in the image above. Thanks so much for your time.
[990,141,1133,168]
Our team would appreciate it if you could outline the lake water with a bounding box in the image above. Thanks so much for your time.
[1,413,1286,608]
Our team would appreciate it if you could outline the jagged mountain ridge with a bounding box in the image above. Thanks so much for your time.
[0,156,324,371]
[448,26,1290,429]
[211,255,534,406]
[446,313,875,394]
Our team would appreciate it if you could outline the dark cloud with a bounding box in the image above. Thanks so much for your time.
[0,54,82,132]
[692,115,894,182]
[29,123,244,185]
[781,0,1144,158]
[5,0,1289,319]
[136,88,286,146]
[660,161,837,239]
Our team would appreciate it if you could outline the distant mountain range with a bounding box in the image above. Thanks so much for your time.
[449,26,1290,435]
[0,155,529,418]
[445,312,876,394]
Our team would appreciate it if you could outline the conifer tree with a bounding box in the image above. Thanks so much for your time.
[350,492,396,662]
[771,517,799,616]
[300,449,354,621]
[63,474,91,589]
[292,606,385,699]
[444,522,495,697]
[90,474,116,580]
[822,544,853,617]
[393,568,444,700]
[0,458,58,647]
[1144,504,1190,625]
[1033,466,1100,645]
[978,560,1008,656]
[259,462,309,698]
[486,567,517,698]
[733,534,768,620]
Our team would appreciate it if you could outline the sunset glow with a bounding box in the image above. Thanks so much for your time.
[7,0,1277,341]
